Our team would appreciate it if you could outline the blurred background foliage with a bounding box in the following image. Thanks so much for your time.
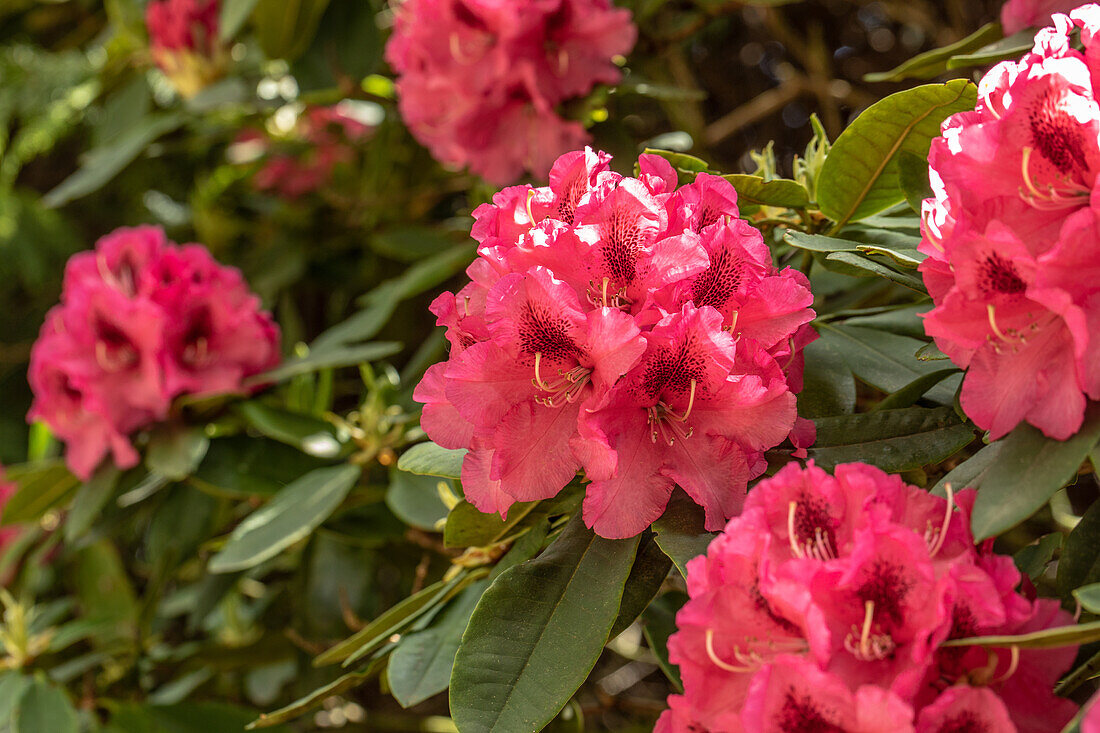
[0,1,1022,730]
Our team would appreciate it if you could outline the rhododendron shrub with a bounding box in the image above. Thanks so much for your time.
[27,226,280,480]
[384,0,636,183]
[416,148,815,538]
[145,0,224,98]
[920,6,1100,441]
[657,462,1079,733]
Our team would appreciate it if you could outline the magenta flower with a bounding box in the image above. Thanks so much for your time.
[27,226,280,480]
[921,7,1100,440]
[384,0,636,183]
[145,0,223,97]
[416,148,814,538]
[656,462,1080,732]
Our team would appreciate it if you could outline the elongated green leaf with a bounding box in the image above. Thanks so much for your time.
[864,22,1003,82]
[252,0,330,61]
[971,406,1100,540]
[942,619,1100,649]
[610,534,672,638]
[652,491,716,577]
[873,368,959,411]
[13,676,77,733]
[314,572,478,667]
[0,672,30,724]
[1058,499,1100,598]
[397,442,466,479]
[643,592,687,693]
[219,0,259,40]
[386,468,451,531]
[1073,583,1100,614]
[189,436,328,499]
[817,80,977,227]
[63,465,120,543]
[254,341,402,384]
[721,174,809,209]
[785,230,860,253]
[1,461,80,525]
[43,113,184,208]
[947,29,1036,69]
[236,402,345,458]
[450,514,638,733]
[443,500,537,549]
[248,662,384,729]
[208,465,361,573]
[798,336,855,419]
[388,580,488,708]
[810,406,973,472]
[825,251,927,292]
[145,426,210,481]
[1014,533,1063,582]
[817,323,959,404]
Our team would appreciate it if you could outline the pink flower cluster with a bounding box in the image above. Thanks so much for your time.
[241,105,374,199]
[28,226,281,480]
[384,0,636,184]
[1002,0,1078,33]
[658,461,1079,733]
[415,148,815,539]
[921,5,1100,440]
[145,0,223,97]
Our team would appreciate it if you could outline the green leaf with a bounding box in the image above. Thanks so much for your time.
[1058,499,1100,598]
[397,441,466,479]
[652,491,716,578]
[443,500,537,549]
[933,442,1000,496]
[798,336,855,419]
[824,251,927,292]
[817,323,959,405]
[219,0,260,41]
[371,226,463,263]
[386,468,451,531]
[1073,582,1100,614]
[610,534,672,639]
[971,406,1100,540]
[810,407,973,472]
[63,464,120,544]
[236,401,346,458]
[43,113,185,208]
[897,150,933,214]
[941,619,1100,650]
[189,436,328,499]
[450,514,638,733]
[0,672,31,725]
[253,341,402,384]
[13,676,77,733]
[314,573,477,667]
[872,369,959,412]
[252,0,331,61]
[112,702,295,733]
[248,662,384,729]
[1,461,80,525]
[947,29,1037,70]
[145,425,210,481]
[642,592,687,693]
[817,80,977,227]
[208,465,361,573]
[388,580,488,708]
[70,541,140,647]
[720,174,809,209]
[640,148,710,174]
[864,22,1003,82]
[291,0,383,92]
[1014,533,1063,582]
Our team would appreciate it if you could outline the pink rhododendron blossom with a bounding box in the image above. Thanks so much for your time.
[384,0,636,183]
[414,148,815,538]
[145,0,224,97]
[921,5,1100,440]
[656,462,1080,732]
[236,104,375,199]
[1002,0,1079,33]
[28,226,280,480]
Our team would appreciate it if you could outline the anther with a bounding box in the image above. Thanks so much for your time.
[662,379,697,422]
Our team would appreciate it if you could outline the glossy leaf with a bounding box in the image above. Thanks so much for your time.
[145,425,210,481]
[443,500,537,549]
[1015,533,1063,583]
[720,174,809,209]
[864,22,1002,82]
[1058,499,1100,598]
[236,401,346,459]
[610,534,672,639]
[63,464,120,544]
[450,514,638,733]
[652,491,716,577]
[817,80,977,227]
[397,441,466,479]
[386,467,452,531]
[941,619,1100,650]
[971,406,1100,540]
[208,465,361,574]
[254,341,402,384]
[810,406,973,472]
[1,461,80,525]
[946,29,1037,69]
[798,336,855,418]
[13,675,77,733]
[1073,583,1100,614]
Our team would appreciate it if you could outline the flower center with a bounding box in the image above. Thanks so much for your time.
[646,378,696,446]
[843,600,896,662]
[93,316,138,372]
[586,277,632,309]
[531,352,590,407]
[786,501,837,561]
[702,627,808,674]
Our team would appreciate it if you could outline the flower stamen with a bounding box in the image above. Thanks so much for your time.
[844,600,895,661]
[704,629,758,674]
[926,482,954,558]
